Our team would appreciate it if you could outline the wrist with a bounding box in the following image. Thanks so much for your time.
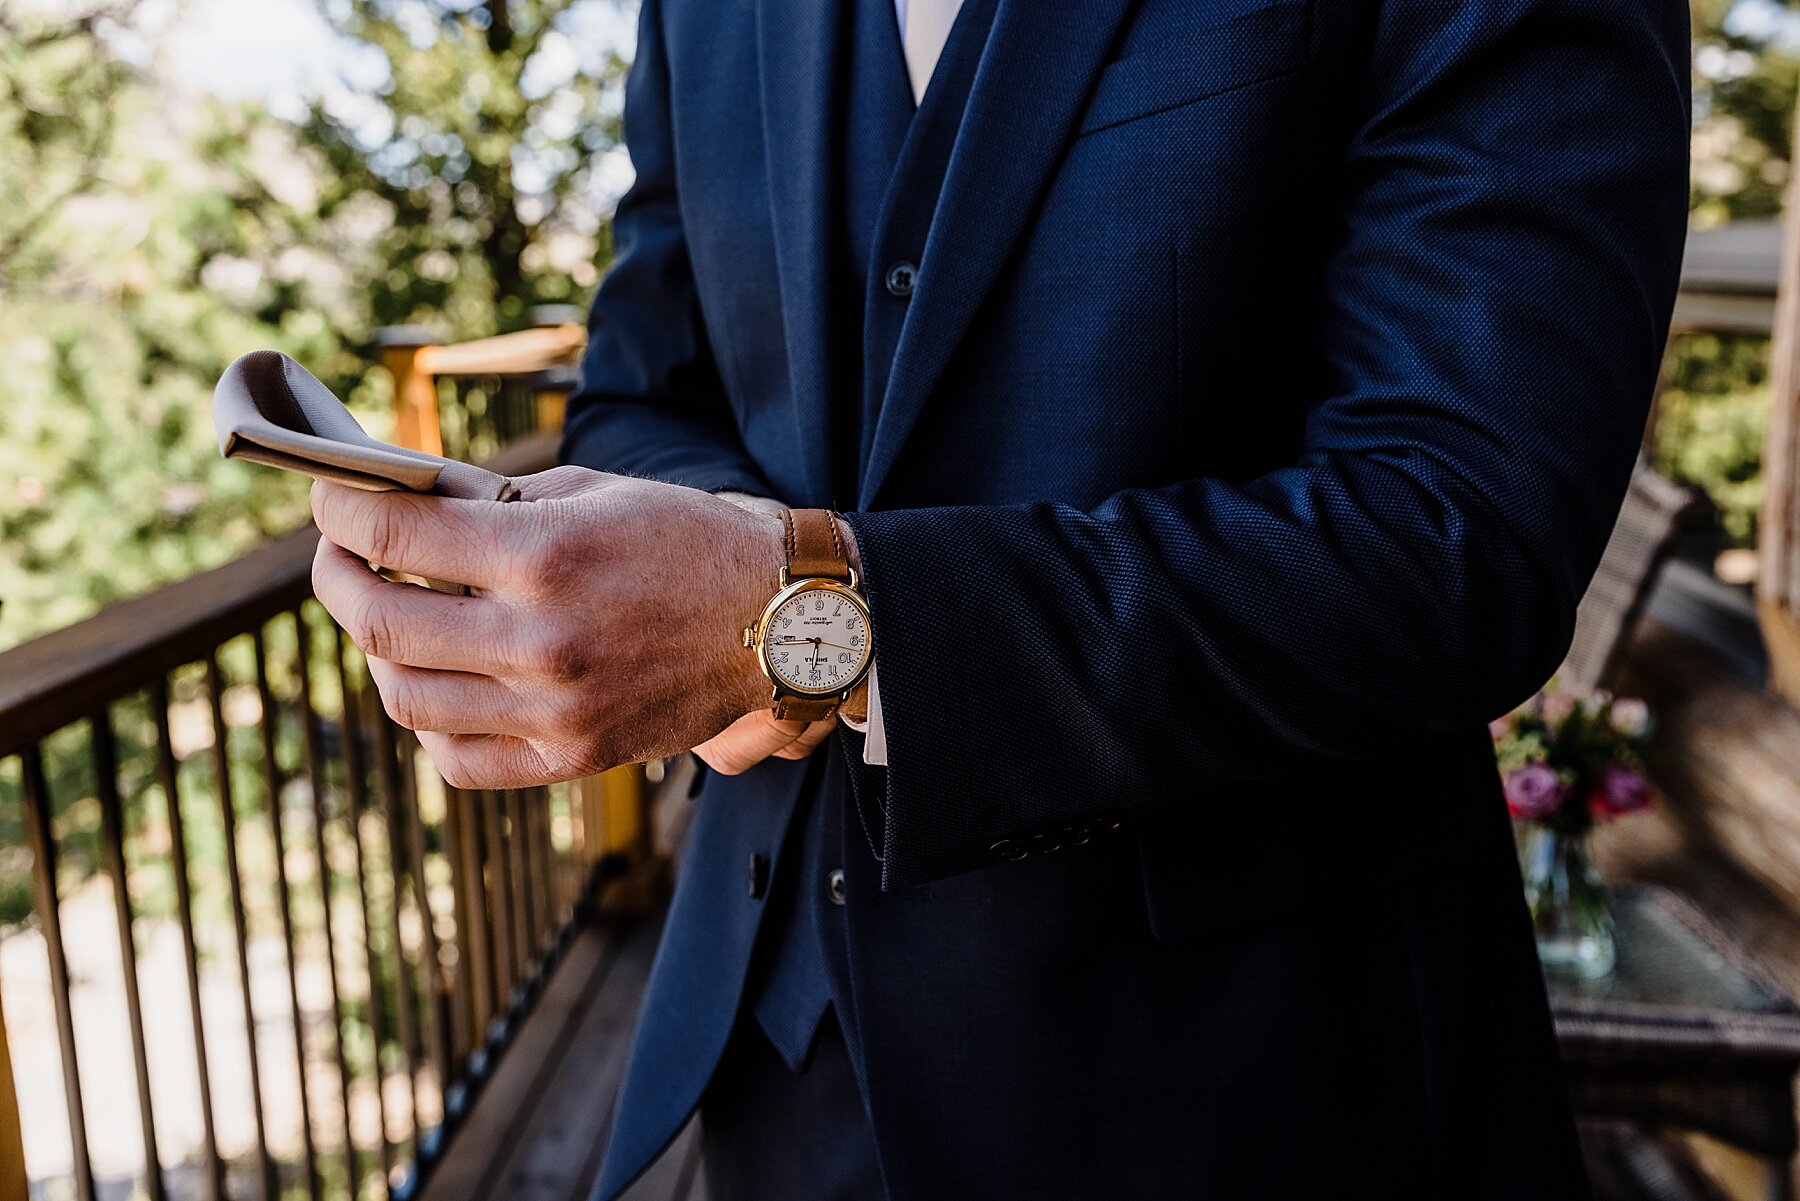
[717,490,788,518]
[727,508,788,713]
[837,511,862,577]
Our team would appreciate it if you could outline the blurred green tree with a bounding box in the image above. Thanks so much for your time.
[0,0,628,650]
[1691,0,1800,225]
[302,0,626,337]
[0,0,320,650]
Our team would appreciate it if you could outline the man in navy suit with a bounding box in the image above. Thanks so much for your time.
[308,0,1691,1195]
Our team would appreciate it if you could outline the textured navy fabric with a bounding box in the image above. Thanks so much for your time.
[835,0,913,498]
[701,1011,889,1201]
[564,0,1690,1197]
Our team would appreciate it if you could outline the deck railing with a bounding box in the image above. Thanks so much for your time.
[0,323,646,1201]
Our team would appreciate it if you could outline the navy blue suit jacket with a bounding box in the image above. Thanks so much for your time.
[564,0,1689,1196]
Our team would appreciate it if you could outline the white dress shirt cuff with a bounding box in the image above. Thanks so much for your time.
[839,661,888,765]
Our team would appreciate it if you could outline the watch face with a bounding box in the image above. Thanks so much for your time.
[762,584,872,695]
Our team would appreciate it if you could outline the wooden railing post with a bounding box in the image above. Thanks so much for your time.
[1759,87,1800,706]
[378,326,446,456]
[0,986,26,1201]
[526,305,585,433]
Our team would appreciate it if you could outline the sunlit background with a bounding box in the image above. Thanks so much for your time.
[6,1,1800,1199]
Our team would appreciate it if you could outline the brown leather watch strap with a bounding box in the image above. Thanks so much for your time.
[772,695,841,723]
[781,508,853,582]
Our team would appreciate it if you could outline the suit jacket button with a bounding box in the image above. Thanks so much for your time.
[990,838,1028,862]
[828,867,848,905]
[748,852,768,900]
[885,261,917,297]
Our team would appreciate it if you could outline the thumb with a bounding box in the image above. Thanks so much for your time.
[694,711,816,775]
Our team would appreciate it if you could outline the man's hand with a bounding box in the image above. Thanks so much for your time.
[310,466,787,789]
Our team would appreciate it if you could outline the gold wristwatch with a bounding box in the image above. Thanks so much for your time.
[743,509,874,722]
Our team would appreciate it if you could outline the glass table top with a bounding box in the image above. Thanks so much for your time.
[1546,886,1795,1015]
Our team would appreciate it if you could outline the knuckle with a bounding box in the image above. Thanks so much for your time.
[431,745,478,790]
[516,534,571,589]
[551,693,596,740]
[587,733,625,775]
[381,677,425,732]
[529,629,591,682]
[364,501,410,569]
[346,593,403,662]
[515,505,591,586]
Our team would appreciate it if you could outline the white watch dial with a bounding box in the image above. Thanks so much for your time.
[763,586,871,695]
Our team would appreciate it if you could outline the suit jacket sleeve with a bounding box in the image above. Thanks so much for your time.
[843,0,1691,890]
[558,0,774,496]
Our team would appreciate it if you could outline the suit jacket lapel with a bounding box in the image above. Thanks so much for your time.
[858,0,1140,508]
[756,0,843,508]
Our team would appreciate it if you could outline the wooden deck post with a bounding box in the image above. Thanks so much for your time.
[377,326,446,456]
[0,987,26,1201]
[1758,88,1800,707]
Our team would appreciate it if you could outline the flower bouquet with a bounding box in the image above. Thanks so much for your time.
[1490,689,1655,977]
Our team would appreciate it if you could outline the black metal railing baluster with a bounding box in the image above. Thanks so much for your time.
[480,794,514,1004]
[150,678,226,1201]
[92,709,169,1201]
[369,710,424,1138]
[206,653,276,1201]
[520,792,543,952]
[332,631,394,1183]
[505,791,532,970]
[252,628,324,1201]
[442,784,484,1065]
[20,745,96,1201]
[567,779,590,911]
[292,606,361,1198]
[396,729,452,1105]
[534,787,557,938]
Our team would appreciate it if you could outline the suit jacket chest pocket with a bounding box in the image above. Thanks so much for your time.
[1078,0,1311,138]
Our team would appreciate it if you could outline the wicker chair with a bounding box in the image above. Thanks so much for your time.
[1560,461,1695,694]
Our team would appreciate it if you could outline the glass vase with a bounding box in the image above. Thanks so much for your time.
[1518,824,1616,978]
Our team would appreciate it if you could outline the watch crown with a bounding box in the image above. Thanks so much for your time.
[742,625,756,648]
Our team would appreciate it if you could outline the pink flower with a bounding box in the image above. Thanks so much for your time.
[1488,714,1514,740]
[1505,763,1566,820]
[1590,764,1652,818]
[1539,692,1577,726]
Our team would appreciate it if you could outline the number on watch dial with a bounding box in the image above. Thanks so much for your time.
[764,590,870,693]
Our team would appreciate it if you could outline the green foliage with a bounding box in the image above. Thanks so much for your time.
[303,0,626,336]
[1652,332,1772,546]
[1691,3,1800,225]
[0,0,627,650]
